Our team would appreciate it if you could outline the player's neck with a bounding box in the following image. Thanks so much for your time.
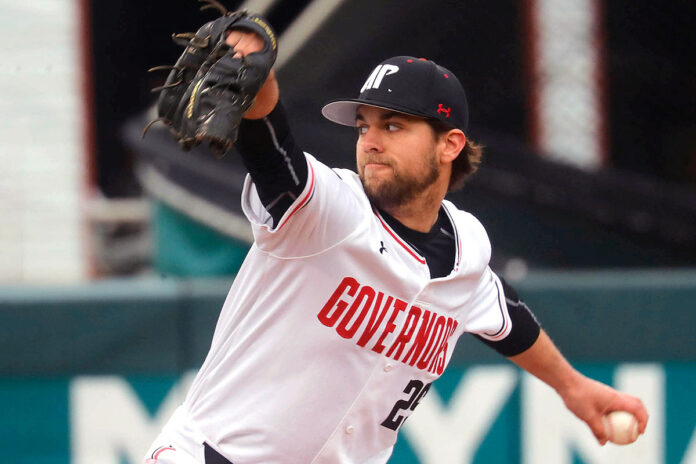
[382,190,443,233]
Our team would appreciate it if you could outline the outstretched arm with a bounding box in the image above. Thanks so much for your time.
[508,330,648,445]
[225,29,308,225]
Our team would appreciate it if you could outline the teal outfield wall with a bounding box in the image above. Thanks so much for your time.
[1,270,695,463]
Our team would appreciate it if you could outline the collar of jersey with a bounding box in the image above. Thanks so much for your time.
[373,204,463,272]
[374,209,427,264]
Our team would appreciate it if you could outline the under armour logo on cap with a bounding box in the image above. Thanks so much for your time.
[437,104,451,118]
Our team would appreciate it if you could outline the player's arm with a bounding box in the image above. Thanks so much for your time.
[473,276,648,444]
[226,30,309,224]
[474,277,540,357]
[236,100,308,224]
[227,28,363,250]
[229,30,307,221]
[508,330,649,445]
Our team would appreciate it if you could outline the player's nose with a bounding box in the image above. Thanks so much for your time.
[359,127,383,153]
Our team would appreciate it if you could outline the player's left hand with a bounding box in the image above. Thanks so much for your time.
[558,374,648,445]
[225,29,279,120]
[145,8,278,156]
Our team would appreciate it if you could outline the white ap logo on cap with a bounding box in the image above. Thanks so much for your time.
[360,64,399,93]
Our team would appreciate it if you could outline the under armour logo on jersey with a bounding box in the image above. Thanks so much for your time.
[437,104,451,118]
[379,241,388,254]
[360,64,400,93]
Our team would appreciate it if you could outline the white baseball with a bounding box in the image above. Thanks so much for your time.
[602,411,639,445]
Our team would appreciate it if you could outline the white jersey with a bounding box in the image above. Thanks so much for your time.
[165,153,513,463]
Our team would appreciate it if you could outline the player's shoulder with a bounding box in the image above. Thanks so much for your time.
[305,154,356,183]
[328,165,368,196]
[443,199,492,258]
[443,200,489,237]
[330,165,361,183]
[304,154,371,208]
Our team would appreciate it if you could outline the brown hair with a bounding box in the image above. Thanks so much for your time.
[426,119,483,192]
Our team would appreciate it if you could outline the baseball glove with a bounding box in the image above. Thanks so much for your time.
[144,0,277,156]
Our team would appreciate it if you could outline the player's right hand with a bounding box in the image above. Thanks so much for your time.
[560,375,648,445]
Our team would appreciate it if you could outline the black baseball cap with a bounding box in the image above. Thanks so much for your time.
[322,56,469,132]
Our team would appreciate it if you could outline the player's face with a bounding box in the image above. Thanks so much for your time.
[355,106,441,210]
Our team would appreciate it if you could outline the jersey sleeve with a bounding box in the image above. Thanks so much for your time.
[461,267,513,340]
[454,209,540,356]
[235,101,308,225]
[241,153,366,257]
[472,276,541,357]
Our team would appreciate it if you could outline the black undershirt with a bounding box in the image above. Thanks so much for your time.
[378,207,456,279]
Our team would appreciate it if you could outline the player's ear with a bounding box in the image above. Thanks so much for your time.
[439,129,466,164]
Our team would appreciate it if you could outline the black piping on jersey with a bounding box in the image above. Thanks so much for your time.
[292,176,316,214]
[482,273,509,339]
[330,167,345,180]
[474,276,541,357]
[440,204,462,272]
[275,161,316,231]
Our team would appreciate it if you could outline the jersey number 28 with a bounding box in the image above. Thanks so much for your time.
[381,379,432,431]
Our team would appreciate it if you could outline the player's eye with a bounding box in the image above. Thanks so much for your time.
[386,123,400,132]
[357,125,368,135]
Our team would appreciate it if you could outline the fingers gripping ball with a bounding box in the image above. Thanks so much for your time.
[145,3,277,157]
[602,411,640,445]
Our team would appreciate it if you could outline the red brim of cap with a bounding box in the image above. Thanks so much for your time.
[321,99,433,127]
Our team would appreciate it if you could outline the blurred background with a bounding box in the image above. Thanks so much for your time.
[1,0,695,463]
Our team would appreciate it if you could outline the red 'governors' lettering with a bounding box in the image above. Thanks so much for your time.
[372,298,407,354]
[385,305,421,360]
[317,276,458,375]
[336,285,375,339]
[317,277,359,326]
[357,293,393,347]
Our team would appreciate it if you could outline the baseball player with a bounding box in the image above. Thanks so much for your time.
[144,11,648,464]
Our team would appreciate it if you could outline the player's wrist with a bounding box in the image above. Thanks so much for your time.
[243,70,279,120]
[554,369,586,401]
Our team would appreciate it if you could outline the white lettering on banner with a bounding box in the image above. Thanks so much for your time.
[65,364,694,463]
[70,373,196,464]
[522,364,664,464]
[683,428,696,464]
[360,64,399,93]
[402,366,517,463]
[613,364,664,464]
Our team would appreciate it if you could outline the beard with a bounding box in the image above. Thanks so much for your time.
[359,153,440,210]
